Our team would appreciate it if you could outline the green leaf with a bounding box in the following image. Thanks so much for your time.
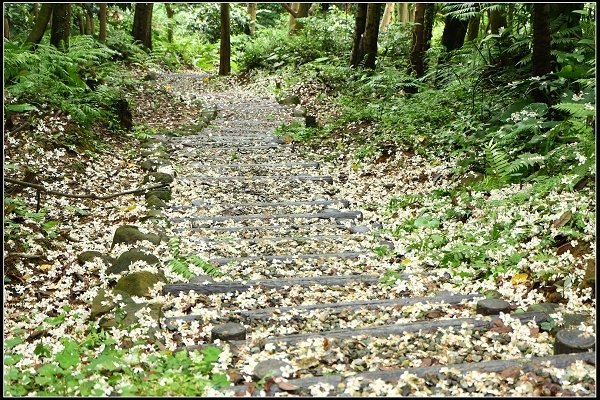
[5,103,38,113]
[4,353,24,366]
[4,337,23,349]
[202,345,222,364]
[88,354,122,372]
[414,215,440,229]
[44,315,65,326]
[34,343,51,358]
[55,340,80,369]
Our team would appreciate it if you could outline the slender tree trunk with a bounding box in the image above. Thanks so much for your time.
[532,3,551,78]
[408,4,415,22]
[423,3,435,52]
[132,3,153,50]
[399,3,410,23]
[4,15,10,39]
[50,4,71,50]
[99,3,107,43]
[32,3,39,20]
[26,3,52,45]
[489,7,507,34]
[77,11,85,34]
[379,3,394,32]
[363,3,382,70]
[409,3,426,77]
[86,12,94,35]
[350,3,368,67]
[219,3,231,76]
[247,3,257,35]
[466,16,480,41]
[165,3,174,42]
[289,3,311,34]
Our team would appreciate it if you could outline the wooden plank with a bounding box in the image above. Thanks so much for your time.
[180,199,349,209]
[171,223,348,234]
[230,352,596,394]
[171,211,363,224]
[209,251,366,266]
[229,312,549,346]
[165,293,474,323]
[162,274,382,295]
[187,161,319,169]
[179,175,333,183]
[184,233,363,244]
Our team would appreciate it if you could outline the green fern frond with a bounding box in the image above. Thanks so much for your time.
[186,254,223,278]
[552,102,595,119]
[169,258,195,279]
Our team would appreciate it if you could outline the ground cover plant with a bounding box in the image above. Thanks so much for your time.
[3,3,596,397]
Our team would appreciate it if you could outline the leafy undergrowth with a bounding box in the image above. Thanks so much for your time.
[3,67,229,396]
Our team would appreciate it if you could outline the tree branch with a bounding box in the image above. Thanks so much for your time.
[281,3,299,18]
[4,178,169,200]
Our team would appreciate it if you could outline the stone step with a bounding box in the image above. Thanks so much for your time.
[231,352,596,395]
[178,175,334,184]
[208,251,367,266]
[186,233,364,244]
[171,211,363,224]
[171,223,354,236]
[227,311,549,346]
[165,293,476,324]
[162,274,382,295]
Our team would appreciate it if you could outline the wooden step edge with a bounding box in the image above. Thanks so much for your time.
[183,233,367,244]
[176,199,350,209]
[170,223,350,234]
[178,175,334,183]
[229,352,596,394]
[164,293,477,323]
[171,211,363,224]
[208,251,367,266]
[186,162,320,169]
[162,273,384,295]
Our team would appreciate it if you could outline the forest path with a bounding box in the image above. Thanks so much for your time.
[147,75,595,396]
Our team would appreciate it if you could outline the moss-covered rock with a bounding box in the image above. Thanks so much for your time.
[77,251,116,267]
[202,109,218,120]
[111,225,161,250]
[140,158,171,172]
[115,270,166,298]
[143,172,174,185]
[91,289,132,319]
[145,189,171,202]
[92,288,162,330]
[146,194,168,209]
[107,249,160,274]
[277,94,301,106]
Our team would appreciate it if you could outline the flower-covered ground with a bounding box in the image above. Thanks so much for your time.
[3,69,596,396]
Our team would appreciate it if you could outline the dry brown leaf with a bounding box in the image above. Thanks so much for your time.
[552,211,572,229]
[490,319,513,333]
[500,366,522,380]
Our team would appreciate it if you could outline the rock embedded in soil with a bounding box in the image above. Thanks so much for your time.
[111,225,161,249]
[278,94,301,106]
[146,194,168,209]
[77,251,115,267]
[189,275,215,284]
[476,298,511,315]
[140,158,172,172]
[211,322,247,341]
[91,288,132,318]
[527,303,560,314]
[143,172,174,185]
[293,106,307,117]
[108,248,160,274]
[145,189,172,202]
[114,270,166,298]
[554,329,595,354]
[253,359,292,380]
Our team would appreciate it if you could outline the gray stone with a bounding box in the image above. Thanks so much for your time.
[554,329,595,355]
[562,313,591,328]
[143,71,159,81]
[140,158,171,172]
[482,290,503,299]
[253,359,292,380]
[527,303,560,314]
[111,225,161,250]
[348,225,371,234]
[278,95,300,106]
[293,106,307,117]
[145,189,171,202]
[91,289,132,318]
[146,194,168,209]
[140,209,168,222]
[108,249,160,274]
[189,275,216,284]
[476,298,511,315]
[305,115,317,128]
[211,322,247,342]
[77,251,115,267]
[143,172,174,185]
[115,271,166,298]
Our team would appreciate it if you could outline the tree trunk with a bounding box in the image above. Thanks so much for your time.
[423,3,435,52]
[32,3,39,20]
[409,3,426,77]
[165,3,174,42]
[4,15,10,39]
[26,3,52,45]
[247,3,257,35]
[50,4,71,50]
[489,7,507,34]
[219,3,231,76]
[350,3,368,67]
[86,12,94,35]
[408,4,415,22]
[321,3,330,13]
[132,3,153,50]
[99,3,107,43]
[398,3,409,23]
[363,3,382,70]
[532,3,551,78]
[379,3,394,32]
[289,3,311,34]
[441,14,468,52]
[466,16,480,41]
